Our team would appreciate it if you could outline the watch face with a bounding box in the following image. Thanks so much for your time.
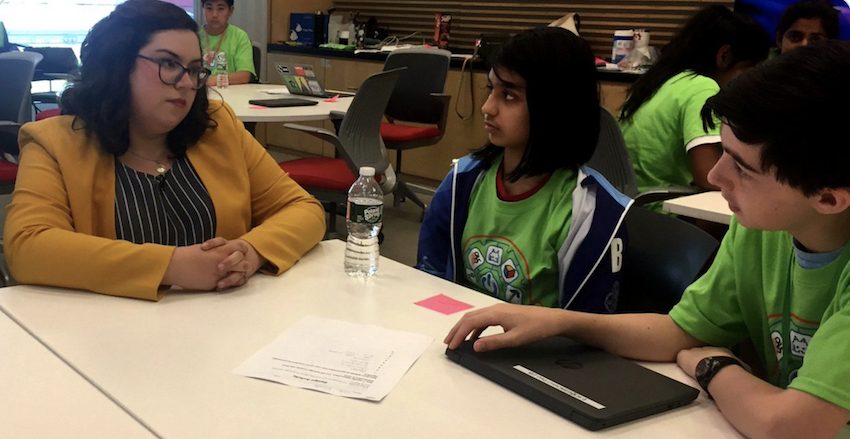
[695,358,712,379]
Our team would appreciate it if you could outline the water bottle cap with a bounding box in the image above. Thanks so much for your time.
[359,166,376,177]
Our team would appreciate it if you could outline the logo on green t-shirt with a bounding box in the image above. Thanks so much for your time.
[464,237,529,304]
[769,315,818,386]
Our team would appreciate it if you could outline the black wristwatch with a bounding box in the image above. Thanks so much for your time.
[695,356,743,399]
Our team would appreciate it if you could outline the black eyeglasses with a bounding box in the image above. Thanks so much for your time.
[136,54,211,90]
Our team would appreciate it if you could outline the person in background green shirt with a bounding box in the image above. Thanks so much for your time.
[446,41,850,439]
[618,6,769,210]
[200,0,256,86]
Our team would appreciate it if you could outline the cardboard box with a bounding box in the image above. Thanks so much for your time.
[289,13,330,46]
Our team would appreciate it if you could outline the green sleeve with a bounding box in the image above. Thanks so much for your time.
[229,28,256,80]
[680,76,721,150]
[788,271,850,410]
[669,220,749,346]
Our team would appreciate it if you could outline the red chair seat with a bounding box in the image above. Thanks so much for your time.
[0,159,18,183]
[279,157,356,191]
[380,123,441,143]
[279,157,383,192]
[35,108,62,121]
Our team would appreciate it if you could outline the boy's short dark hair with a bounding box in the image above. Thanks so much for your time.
[701,41,850,196]
[202,0,234,6]
[776,1,840,40]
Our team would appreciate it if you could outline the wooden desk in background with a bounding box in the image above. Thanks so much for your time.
[208,84,352,123]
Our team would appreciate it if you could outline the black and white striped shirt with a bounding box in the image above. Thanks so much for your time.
[114,156,217,246]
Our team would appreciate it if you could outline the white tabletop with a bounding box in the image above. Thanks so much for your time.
[208,83,352,123]
[0,310,157,439]
[663,191,733,225]
[0,240,761,439]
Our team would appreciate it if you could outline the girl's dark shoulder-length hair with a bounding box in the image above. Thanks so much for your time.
[620,5,770,121]
[473,27,600,182]
[60,0,215,157]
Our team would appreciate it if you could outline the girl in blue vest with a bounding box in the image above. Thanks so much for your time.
[417,27,632,312]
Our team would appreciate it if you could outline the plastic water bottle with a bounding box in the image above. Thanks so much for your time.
[216,72,229,88]
[216,53,229,88]
[345,166,383,277]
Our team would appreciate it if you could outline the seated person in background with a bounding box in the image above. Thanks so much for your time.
[200,0,256,85]
[446,41,850,439]
[417,27,631,312]
[619,5,770,211]
[4,0,325,300]
[775,0,840,54]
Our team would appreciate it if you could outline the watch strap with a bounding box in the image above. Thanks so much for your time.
[696,356,743,399]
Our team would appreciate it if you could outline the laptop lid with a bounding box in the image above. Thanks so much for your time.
[446,337,699,431]
[274,63,330,97]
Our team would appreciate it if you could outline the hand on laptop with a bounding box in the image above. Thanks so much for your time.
[444,303,569,352]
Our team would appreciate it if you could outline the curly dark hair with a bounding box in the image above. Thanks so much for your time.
[473,27,600,182]
[61,0,214,157]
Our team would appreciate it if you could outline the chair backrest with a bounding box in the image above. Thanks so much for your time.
[336,68,405,193]
[617,206,720,314]
[586,106,638,198]
[0,52,42,123]
[382,48,450,124]
[251,42,261,83]
[0,21,10,52]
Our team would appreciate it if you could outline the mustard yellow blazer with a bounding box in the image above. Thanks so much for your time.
[4,101,325,301]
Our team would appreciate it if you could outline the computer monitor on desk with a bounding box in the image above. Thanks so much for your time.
[24,47,79,80]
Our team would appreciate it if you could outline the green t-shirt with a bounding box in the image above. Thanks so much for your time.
[460,155,578,308]
[200,24,256,80]
[670,218,850,410]
[619,71,721,208]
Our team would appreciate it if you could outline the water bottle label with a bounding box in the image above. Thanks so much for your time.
[347,202,382,224]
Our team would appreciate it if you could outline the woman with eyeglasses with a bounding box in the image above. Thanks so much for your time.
[3,0,326,300]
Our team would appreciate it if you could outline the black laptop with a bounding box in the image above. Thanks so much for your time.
[248,98,318,108]
[446,337,699,431]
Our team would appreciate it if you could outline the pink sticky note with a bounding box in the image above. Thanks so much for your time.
[323,94,339,103]
[249,105,270,110]
[415,294,474,315]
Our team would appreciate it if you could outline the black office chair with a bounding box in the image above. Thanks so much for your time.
[379,48,451,219]
[251,42,261,83]
[0,51,42,124]
[617,206,720,314]
[587,107,638,198]
[23,47,79,113]
[279,68,404,237]
[585,106,705,206]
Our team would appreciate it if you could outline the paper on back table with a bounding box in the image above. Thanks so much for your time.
[234,316,432,401]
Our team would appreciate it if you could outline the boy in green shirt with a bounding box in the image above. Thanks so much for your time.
[446,41,850,438]
[200,0,256,86]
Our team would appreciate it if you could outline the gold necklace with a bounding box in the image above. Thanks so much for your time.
[126,150,173,175]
